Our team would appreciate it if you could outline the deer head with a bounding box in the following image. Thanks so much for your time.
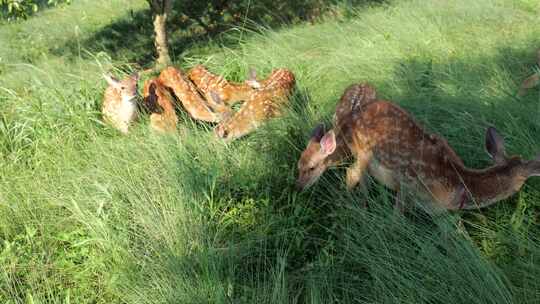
[101,72,140,134]
[103,72,139,103]
[296,124,338,190]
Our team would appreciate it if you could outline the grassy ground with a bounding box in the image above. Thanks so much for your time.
[1,0,540,303]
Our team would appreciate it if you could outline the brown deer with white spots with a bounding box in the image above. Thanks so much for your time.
[157,66,223,122]
[142,78,178,133]
[101,72,139,134]
[187,65,261,115]
[297,85,540,214]
[214,68,296,140]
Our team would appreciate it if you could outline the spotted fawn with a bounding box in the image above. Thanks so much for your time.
[187,65,261,115]
[214,68,296,141]
[297,84,540,213]
[101,72,139,134]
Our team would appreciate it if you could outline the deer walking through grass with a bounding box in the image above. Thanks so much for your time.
[297,83,540,213]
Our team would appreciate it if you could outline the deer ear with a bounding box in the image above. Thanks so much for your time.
[248,67,257,81]
[320,130,336,155]
[310,124,325,141]
[215,125,228,139]
[103,73,120,88]
[485,127,507,164]
[144,82,162,114]
[130,72,140,82]
[246,67,261,89]
[210,91,223,104]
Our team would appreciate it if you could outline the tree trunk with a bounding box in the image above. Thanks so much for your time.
[150,0,172,69]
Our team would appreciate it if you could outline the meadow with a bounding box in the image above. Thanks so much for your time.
[1,0,540,303]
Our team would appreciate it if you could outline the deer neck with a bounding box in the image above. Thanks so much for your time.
[325,128,351,167]
[457,159,528,209]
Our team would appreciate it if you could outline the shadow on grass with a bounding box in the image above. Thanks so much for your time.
[51,0,387,67]
[390,46,540,162]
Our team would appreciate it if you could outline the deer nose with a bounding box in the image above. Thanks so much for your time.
[295,180,306,191]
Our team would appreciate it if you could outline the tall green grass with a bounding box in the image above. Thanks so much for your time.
[1,0,540,303]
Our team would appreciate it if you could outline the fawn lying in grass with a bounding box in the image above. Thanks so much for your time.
[101,72,139,134]
[214,68,296,141]
[157,66,267,123]
[297,83,540,213]
[103,65,294,138]
[188,65,261,116]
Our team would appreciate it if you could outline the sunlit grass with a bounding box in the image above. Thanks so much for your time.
[1,0,540,303]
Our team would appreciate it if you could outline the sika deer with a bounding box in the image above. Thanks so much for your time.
[157,67,223,122]
[102,72,139,134]
[297,89,540,213]
[187,65,260,115]
[142,78,178,133]
[214,68,296,140]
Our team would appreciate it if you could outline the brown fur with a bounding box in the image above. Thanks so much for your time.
[215,69,296,140]
[298,85,540,213]
[157,67,222,122]
[187,65,258,114]
[297,83,377,189]
[101,73,139,134]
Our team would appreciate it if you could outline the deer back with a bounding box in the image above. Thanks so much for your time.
[214,69,296,140]
[187,65,256,108]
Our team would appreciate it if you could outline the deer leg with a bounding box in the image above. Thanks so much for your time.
[158,67,223,122]
[345,151,371,191]
[214,101,260,140]
[186,66,246,112]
